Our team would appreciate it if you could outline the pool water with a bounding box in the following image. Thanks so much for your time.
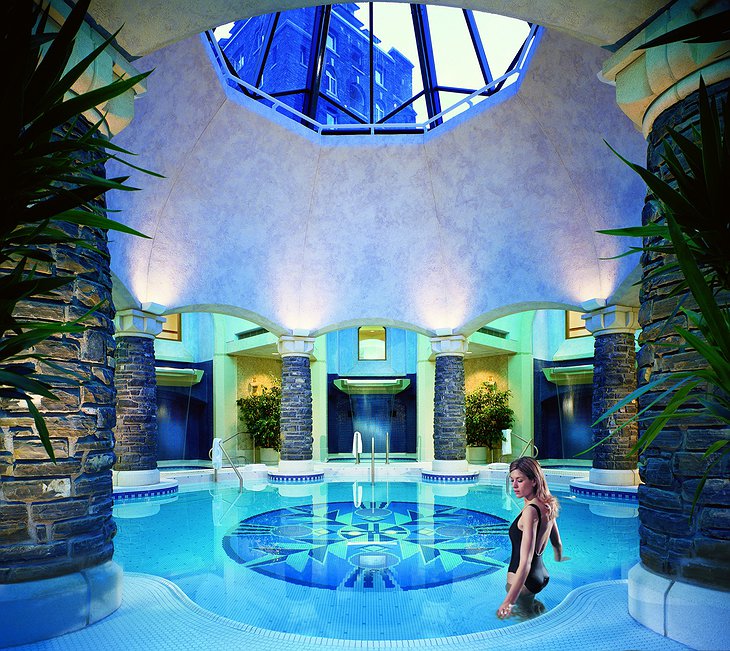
[113,480,638,640]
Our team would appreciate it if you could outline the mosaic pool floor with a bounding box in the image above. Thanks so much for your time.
[10,574,692,650]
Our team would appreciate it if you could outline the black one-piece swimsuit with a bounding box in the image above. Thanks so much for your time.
[507,503,549,594]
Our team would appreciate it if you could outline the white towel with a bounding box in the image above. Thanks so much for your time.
[501,429,512,456]
[212,437,223,469]
[352,431,363,457]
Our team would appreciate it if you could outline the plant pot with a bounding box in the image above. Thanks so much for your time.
[466,446,488,464]
[257,447,279,465]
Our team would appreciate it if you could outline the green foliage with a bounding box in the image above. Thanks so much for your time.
[465,382,514,449]
[596,79,729,511]
[0,0,158,460]
[237,383,282,452]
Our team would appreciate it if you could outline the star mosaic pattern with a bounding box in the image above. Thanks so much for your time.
[222,501,511,590]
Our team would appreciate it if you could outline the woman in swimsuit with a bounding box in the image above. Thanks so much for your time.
[496,457,567,619]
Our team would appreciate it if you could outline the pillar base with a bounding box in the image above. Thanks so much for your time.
[629,563,730,651]
[113,468,160,487]
[589,467,639,486]
[0,560,122,647]
[432,459,468,474]
[276,459,314,474]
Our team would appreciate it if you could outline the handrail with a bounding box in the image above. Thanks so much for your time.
[209,440,243,492]
[370,436,375,485]
[203,23,541,137]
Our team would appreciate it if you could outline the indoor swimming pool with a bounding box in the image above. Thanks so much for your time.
[113,480,639,641]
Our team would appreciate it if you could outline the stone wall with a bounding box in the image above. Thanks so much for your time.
[113,336,158,471]
[433,355,466,460]
[591,332,638,471]
[0,223,117,583]
[279,355,312,460]
[637,79,730,590]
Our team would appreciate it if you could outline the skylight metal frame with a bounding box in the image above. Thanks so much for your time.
[204,9,541,136]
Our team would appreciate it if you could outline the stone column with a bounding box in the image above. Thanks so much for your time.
[0,130,122,646]
[602,2,730,647]
[277,335,315,474]
[430,334,469,474]
[582,302,640,486]
[112,304,164,487]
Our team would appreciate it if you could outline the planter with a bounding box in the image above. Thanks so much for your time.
[257,447,279,465]
[466,446,488,464]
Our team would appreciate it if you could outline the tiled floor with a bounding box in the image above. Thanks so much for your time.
[11,574,691,651]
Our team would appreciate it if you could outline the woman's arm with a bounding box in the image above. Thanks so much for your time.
[496,507,538,618]
[550,519,568,562]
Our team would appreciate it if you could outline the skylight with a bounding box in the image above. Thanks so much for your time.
[205,4,540,135]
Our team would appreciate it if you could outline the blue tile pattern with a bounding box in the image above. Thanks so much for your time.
[422,471,479,483]
[222,501,511,590]
[113,485,178,501]
[569,485,637,501]
[267,471,325,483]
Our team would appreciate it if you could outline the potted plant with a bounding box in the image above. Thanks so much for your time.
[237,382,281,464]
[465,382,515,464]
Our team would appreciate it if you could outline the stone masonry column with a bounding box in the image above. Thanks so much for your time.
[582,302,640,486]
[602,2,730,647]
[430,334,469,474]
[276,335,315,474]
[112,304,164,488]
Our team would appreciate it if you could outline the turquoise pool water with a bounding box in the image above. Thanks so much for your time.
[113,480,638,640]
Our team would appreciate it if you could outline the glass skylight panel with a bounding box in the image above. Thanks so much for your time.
[206,4,539,135]
[473,13,531,82]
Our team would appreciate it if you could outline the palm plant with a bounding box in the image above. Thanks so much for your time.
[0,0,158,459]
[594,78,729,507]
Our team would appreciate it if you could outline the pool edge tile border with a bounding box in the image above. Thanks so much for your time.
[124,572,630,647]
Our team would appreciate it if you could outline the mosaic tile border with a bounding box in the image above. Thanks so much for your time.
[113,483,179,501]
[569,484,638,501]
[421,471,479,483]
[268,472,325,484]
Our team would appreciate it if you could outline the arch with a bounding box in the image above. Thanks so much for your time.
[459,300,584,337]
[161,304,290,336]
[311,317,435,338]
[89,0,667,58]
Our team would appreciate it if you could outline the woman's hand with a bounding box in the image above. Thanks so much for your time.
[496,601,513,619]
[553,548,570,562]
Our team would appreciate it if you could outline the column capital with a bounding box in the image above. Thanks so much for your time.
[582,304,639,337]
[601,0,729,137]
[430,334,469,357]
[277,335,315,357]
[114,307,165,339]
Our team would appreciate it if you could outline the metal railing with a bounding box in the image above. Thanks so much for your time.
[209,433,245,492]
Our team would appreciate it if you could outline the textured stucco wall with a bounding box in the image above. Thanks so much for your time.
[89,0,665,57]
[107,27,646,336]
[464,356,509,393]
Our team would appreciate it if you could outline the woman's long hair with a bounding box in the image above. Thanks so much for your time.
[509,457,559,519]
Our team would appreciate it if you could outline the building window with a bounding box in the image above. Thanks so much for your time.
[565,311,590,339]
[358,326,386,360]
[374,68,384,87]
[374,102,384,122]
[349,84,365,111]
[326,111,337,125]
[325,69,337,96]
[299,46,308,65]
[326,32,337,52]
[157,313,182,341]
